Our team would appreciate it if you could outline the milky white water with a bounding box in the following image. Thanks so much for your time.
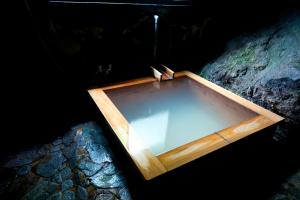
[105,77,258,155]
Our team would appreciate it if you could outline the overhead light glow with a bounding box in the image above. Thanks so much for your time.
[154,15,159,22]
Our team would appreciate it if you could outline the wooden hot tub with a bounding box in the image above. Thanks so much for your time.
[88,71,284,180]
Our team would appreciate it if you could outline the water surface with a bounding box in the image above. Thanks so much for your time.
[105,77,258,155]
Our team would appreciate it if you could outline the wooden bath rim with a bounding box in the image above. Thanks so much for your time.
[88,71,284,180]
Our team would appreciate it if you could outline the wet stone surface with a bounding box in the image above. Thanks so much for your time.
[36,151,66,178]
[77,186,88,200]
[0,122,132,200]
[270,169,300,200]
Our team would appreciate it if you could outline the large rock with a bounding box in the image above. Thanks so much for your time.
[200,13,300,141]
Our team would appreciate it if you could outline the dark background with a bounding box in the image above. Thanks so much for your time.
[2,0,299,172]
[1,1,300,199]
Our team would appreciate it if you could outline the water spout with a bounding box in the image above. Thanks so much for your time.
[153,14,159,63]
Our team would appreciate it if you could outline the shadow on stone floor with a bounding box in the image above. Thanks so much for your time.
[0,121,132,200]
[1,120,300,200]
[114,125,300,200]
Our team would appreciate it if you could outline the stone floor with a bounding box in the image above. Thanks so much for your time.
[0,122,132,200]
[271,169,300,200]
[1,121,300,200]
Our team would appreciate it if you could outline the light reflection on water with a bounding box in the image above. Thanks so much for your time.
[105,77,258,155]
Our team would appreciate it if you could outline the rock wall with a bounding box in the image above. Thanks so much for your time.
[199,13,300,142]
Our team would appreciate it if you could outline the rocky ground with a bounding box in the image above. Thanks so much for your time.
[271,169,300,200]
[0,122,132,200]
[199,13,300,200]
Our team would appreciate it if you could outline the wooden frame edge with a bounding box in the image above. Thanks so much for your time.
[88,70,284,180]
[216,115,275,143]
[88,89,167,180]
[183,71,284,123]
[157,133,228,170]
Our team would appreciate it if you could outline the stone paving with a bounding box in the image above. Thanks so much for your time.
[0,122,132,200]
[271,169,300,200]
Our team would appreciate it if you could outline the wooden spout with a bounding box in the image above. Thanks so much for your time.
[151,65,175,81]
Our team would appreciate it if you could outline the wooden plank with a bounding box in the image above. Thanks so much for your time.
[173,71,187,78]
[216,115,275,143]
[88,89,129,147]
[150,66,162,81]
[88,70,284,180]
[157,115,275,171]
[88,88,167,180]
[183,71,284,123]
[130,149,168,180]
[161,64,175,79]
[158,133,228,171]
[162,64,175,75]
